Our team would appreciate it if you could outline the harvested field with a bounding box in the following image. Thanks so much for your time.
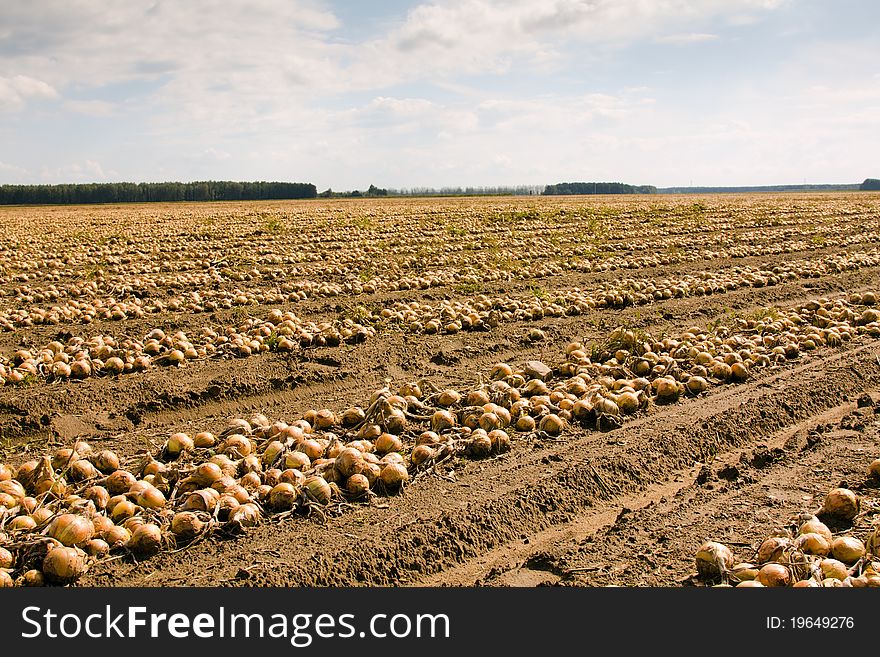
[0,192,879,588]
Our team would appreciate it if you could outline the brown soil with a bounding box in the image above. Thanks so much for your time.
[1,194,879,587]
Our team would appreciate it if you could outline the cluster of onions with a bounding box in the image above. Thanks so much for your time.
[0,307,375,386]
[367,251,880,335]
[695,486,879,588]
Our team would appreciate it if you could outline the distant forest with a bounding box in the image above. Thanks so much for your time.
[862,179,880,191]
[0,181,317,205]
[542,182,658,195]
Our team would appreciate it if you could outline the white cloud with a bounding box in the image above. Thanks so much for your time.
[654,32,719,44]
[63,99,116,116]
[0,75,57,111]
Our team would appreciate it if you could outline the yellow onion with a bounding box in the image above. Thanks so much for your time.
[0,479,26,502]
[303,476,332,505]
[730,563,759,582]
[193,432,216,448]
[22,569,45,587]
[736,580,764,587]
[8,515,37,532]
[346,474,370,498]
[539,414,565,436]
[46,514,94,547]
[0,463,12,482]
[695,541,735,578]
[757,537,792,564]
[42,546,89,584]
[92,515,114,536]
[379,462,409,488]
[820,558,849,580]
[83,539,109,558]
[0,571,14,587]
[280,468,306,486]
[870,459,880,478]
[375,433,403,455]
[181,489,220,512]
[103,525,131,549]
[191,462,224,486]
[335,448,365,478]
[268,482,299,510]
[226,503,261,532]
[134,484,166,510]
[104,470,137,495]
[110,499,138,522]
[170,511,206,541]
[820,488,859,521]
[165,432,193,457]
[0,547,13,569]
[831,536,865,564]
[83,485,110,510]
[793,579,819,588]
[795,532,831,556]
[798,517,832,544]
[92,450,120,474]
[757,563,791,587]
[31,507,55,525]
[410,444,435,466]
[68,459,99,482]
[128,523,162,557]
[284,451,311,471]
[431,410,456,432]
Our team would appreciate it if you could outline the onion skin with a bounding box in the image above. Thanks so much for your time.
[870,458,880,479]
[794,532,831,556]
[128,523,162,557]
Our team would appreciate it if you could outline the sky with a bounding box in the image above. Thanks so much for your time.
[0,0,878,190]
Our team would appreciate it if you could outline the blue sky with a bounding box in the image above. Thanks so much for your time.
[1,0,878,189]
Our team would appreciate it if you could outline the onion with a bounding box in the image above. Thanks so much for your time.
[193,432,216,448]
[165,432,194,457]
[819,488,859,521]
[128,523,162,557]
[303,476,332,505]
[539,414,565,436]
[437,390,460,407]
[695,541,734,577]
[346,474,370,498]
[110,500,138,522]
[171,511,206,541]
[181,489,220,512]
[284,451,311,471]
[103,526,131,548]
[191,462,224,486]
[411,444,435,466]
[134,484,166,510]
[736,580,764,587]
[379,462,409,488]
[92,450,120,474]
[226,503,261,532]
[819,558,849,580]
[798,517,832,544]
[335,448,364,478]
[0,547,13,569]
[870,458,880,478]
[431,410,456,432]
[83,539,110,558]
[42,546,89,584]
[31,507,55,524]
[730,563,758,582]
[794,532,831,556]
[104,470,136,495]
[0,571,15,587]
[8,515,37,532]
[831,536,865,564]
[792,579,819,588]
[83,485,110,510]
[68,459,99,482]
[757,563,791,587]
[757,536,792,564]
[375,433,403,455]
[22,569,46,587]
[46,514,94,547]
[268,482,299,510]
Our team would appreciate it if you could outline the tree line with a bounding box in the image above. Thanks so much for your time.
[542,182,657,195]
[861,179,880,191]
[0,181,317,205]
